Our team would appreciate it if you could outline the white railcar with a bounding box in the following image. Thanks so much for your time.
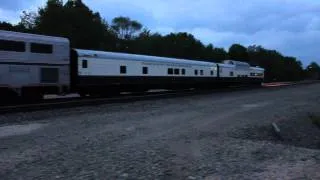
[0,30,70,99]
[222,60,251,77]
[75,49,217,77]
[218,63,236,78]
[71,49,219,94]
[250,67,265,78]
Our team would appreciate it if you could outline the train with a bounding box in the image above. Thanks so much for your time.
[0,30,264,100]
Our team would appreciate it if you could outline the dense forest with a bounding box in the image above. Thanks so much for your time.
[1,0,319,82]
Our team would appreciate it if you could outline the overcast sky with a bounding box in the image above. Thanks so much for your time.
[1,0,319,66]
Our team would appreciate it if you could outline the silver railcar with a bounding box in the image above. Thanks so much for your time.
[0,30,70,100]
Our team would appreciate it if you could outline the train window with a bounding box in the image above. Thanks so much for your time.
[31,43,53,54]
[82,60,88,68]
[200,70,204,75]
[40,68,59,83]
[194,70,198,75]
[142,67,148,74]
[230,71,234,76]
[174,68,180,75]
[211,70,214,76]
[182,69,186,75]
[168,68,173,75]
[0,40,25,52]
[120,66,127,74]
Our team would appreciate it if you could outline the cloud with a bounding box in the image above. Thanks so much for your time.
[0,0,319,65]
[0,0,37,11]
[84,0,320,65]
[0,8,20,23]
[0,0,44,24]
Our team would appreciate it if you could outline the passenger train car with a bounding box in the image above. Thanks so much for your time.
[0,30,264,100]
[0,30,70,100]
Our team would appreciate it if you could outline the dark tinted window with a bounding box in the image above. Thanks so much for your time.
[194,70,198,75]
[230,71,234,76]
[31,43,53,54]
[182,69,186,75]
[200,70,204,75]
[41,68,59,83]
[211,70,213,75]
[168,68,173,75]
[0,40,25,52]
[82,60,88,68]
[174,68,180,75]
[142,67,148,74]
[120,66,127,74]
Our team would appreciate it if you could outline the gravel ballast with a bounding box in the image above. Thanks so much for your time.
[0,84,320,179]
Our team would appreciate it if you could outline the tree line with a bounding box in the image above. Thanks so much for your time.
[1,0,319,82]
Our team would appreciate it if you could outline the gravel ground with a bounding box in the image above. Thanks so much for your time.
[230,113,320,150]
[0,84,320,179]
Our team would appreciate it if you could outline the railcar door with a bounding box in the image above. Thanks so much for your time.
[217,64,220,78]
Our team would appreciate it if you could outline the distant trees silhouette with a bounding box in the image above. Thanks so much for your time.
[0,0,318,82]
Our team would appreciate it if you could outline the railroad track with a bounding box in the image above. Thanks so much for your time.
[0,80,319,114]
[0,89,198,114]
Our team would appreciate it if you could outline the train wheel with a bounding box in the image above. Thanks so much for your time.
[130,87,148,95]
[79,92,88,97]
[0,89,19,105]
[21,89,43,103]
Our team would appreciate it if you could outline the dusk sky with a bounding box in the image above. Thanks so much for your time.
[1,0,319,66]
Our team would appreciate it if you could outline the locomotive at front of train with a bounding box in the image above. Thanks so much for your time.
[217,60,264,87]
